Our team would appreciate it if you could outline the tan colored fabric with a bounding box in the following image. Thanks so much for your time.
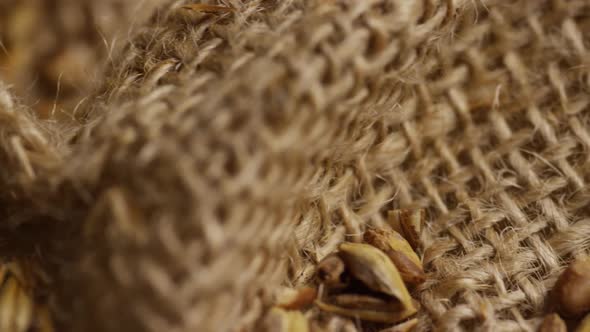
[0,0,589,331]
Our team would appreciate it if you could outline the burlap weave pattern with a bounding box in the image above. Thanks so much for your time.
[289,0,590,330]
[287,0,590,330]
[52,1,453,331]
[0,0,589,331]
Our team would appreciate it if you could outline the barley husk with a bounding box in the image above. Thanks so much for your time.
[337,242,414,312]
[551,257,590,318]
[578,313,590,332]
[363,228,425,286]
[538,313,566,332]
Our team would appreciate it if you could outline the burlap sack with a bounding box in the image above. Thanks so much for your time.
[1,0,589,331]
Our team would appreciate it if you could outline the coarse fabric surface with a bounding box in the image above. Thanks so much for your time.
[0,0,589,332]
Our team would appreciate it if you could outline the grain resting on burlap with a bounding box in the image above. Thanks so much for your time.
[0,0,589,331]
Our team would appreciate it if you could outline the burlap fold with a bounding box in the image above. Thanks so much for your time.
[0,0,589,331]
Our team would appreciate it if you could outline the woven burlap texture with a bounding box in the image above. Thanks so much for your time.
[1,0,589,331]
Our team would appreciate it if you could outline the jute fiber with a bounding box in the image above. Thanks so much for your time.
[0,0,589,331]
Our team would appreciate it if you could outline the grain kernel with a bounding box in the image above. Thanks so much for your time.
[277,287,317,310]
[387,209,424,250]
[538,313,565,332]
[315,299,416,324]
[551,257,590,318]
[317,254,346,288]
[264,307,309,332]
[337,242,414,312]
[364,228,425,286]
